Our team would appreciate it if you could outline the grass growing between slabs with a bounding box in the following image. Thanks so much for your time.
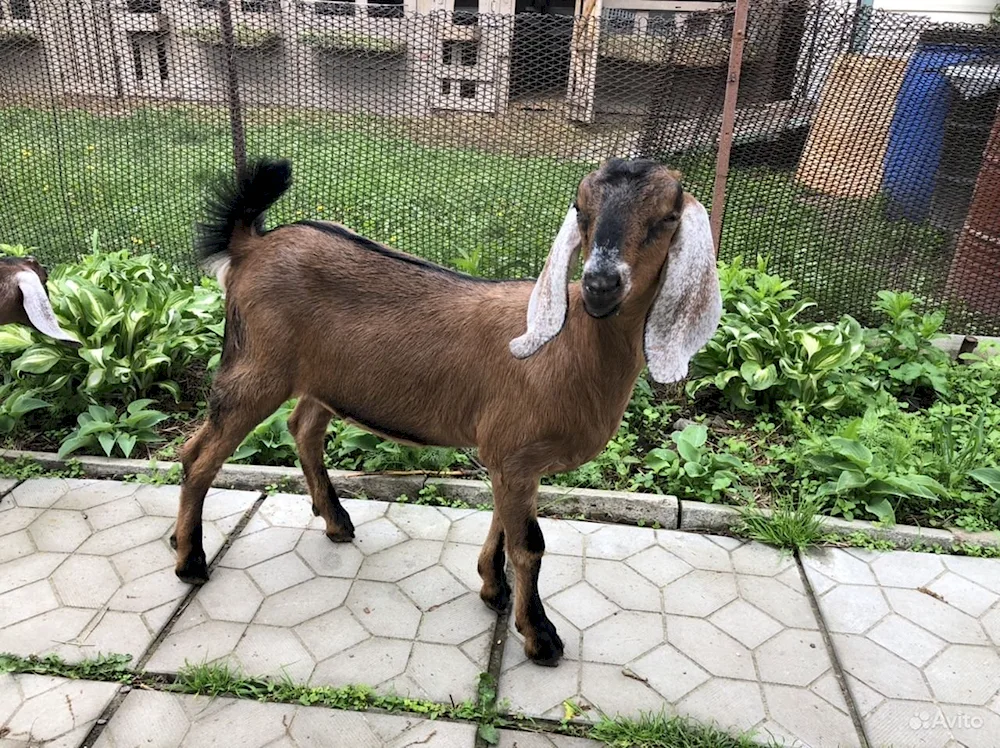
[0,653,772,747]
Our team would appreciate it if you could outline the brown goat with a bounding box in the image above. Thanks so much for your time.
[172,158,721,666]
[0,257,79,346]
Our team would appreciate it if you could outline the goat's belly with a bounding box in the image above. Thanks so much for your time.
[319,397,478,450]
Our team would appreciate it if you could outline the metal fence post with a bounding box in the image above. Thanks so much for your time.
[709,0,749,254]
[218,0,247,178]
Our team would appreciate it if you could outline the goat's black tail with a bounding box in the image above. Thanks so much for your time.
[196,157,293,269]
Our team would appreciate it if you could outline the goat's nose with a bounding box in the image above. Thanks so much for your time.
[583,272,623,297]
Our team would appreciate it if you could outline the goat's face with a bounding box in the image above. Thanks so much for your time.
[0,256,80,346]
[574,159,684,319]
[510,157,721,384]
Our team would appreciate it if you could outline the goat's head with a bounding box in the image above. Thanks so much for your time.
[510,158,721,384]
[0,256,80,347]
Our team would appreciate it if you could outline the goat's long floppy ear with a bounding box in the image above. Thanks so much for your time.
[644,196,722,384]
[510,205,582,358]
[15,270,80,347]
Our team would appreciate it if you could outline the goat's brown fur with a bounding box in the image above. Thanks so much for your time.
[0,257,46,328]
[0,257,78,347]
[174,158,701,665]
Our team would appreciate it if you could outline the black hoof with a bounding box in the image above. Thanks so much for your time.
[175,553,209,585]
[527,619,565,667]
[326,505,355,542]
[481,582,512,615]
[326,528,355,543]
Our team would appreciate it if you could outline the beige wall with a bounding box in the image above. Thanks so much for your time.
[872,0,994,26]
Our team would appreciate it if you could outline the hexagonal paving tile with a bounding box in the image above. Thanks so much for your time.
[93,689,477,747]
[147,494,494,703]
[803,548,1000,748]
[0,673,118,746]
[499,520,859,747]
[0,479,257,663]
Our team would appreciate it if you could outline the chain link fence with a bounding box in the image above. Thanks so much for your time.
[1,0,999,332]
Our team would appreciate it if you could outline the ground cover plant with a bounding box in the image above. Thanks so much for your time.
[2,237,999,534]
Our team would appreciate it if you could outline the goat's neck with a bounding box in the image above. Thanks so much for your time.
[566,283,654,390]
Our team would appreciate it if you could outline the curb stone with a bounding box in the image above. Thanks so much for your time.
[2,449,998,551]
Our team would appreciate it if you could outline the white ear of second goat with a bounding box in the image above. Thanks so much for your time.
[14,270,79,345]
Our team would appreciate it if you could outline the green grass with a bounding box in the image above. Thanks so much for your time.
[1,104,961,332]
[669,153,951,329]
[737,495,826,552]
[0,106,590,280]
[0,652,134,682]
[589,712,780,748]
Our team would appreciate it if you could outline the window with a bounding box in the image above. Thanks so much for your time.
[453,0,477,27]
[315,0,355,16]
[603,8,635,35]
[443,40,477,66]
[127,0,161,12]
[242,0,279,10]
[10,0,32,20]
[131,33,169,83]
[368,0,403,19]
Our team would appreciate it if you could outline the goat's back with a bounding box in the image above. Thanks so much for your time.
[222,223,536,447]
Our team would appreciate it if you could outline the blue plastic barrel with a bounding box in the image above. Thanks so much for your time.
[883,34,990,222]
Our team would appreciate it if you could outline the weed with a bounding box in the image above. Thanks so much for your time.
[126,462,184,485]
[0,652,133,682]
[588,710,778,748]
[737,495,825,551]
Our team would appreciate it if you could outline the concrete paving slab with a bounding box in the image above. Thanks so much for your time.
[499,522,862,748]
[146,494,495,704]
[0,673,118,747]
[92,689,477,747]
[803,547,1000,748]
[496,730,602,747]
[0,479,17,498]
[0,479,258,663]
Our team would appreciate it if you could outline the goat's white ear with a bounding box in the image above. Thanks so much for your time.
[643,196,722,384]
[15,270,80,347]
[510,205,582,358]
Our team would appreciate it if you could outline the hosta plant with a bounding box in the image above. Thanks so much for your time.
[58,399,169,459]
[638,424,746,502]
[687,257,867,411]
[0,235,223,416]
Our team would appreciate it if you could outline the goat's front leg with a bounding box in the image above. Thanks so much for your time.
[288,397,355,542]
[477,513,510,613]
[492,470,564,666]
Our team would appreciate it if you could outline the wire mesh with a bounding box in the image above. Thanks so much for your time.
[1,0,999,333]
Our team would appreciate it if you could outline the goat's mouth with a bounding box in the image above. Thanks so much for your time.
[583,296,622,319]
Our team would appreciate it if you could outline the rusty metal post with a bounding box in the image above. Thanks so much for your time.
[218,0,247,179]
[709,0,750,253]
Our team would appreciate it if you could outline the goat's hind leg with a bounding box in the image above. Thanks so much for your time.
[173,378,287,584]
[288,396,355,542]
